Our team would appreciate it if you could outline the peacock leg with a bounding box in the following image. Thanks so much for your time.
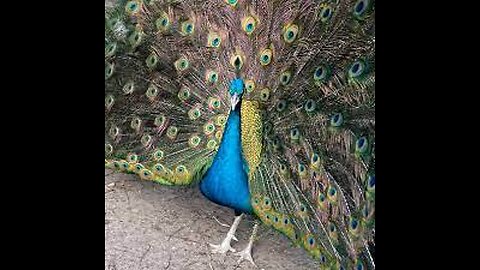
[209,213,243,254]
[234,220,258,266]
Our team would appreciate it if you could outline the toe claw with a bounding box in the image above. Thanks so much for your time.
[234,246,256,267]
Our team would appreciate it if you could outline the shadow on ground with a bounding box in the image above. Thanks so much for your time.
[105,169,319,270]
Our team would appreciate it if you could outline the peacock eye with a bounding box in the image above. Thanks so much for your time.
[328,186,337,198]
[367,174,375,190]
[189,135,202,147]
[215,131,223,141]
[127,153,138,163]
[259,48,273,66]
[209,97,222,109]
[113,161,121,168]
[329,223,336,233]
[353,0,373,19]
[175,165,187,173]
[146,53,158,69]
[276,100,287,112]
[318,192,326,202]
[330,113,344,127]
[206,71,219,84]
[178,87,191,101]
[362,204,369,217]
[105,95,115,110]
[128,30,142,47]
[207,33,222,48]
[348,60,366,78]
[155,13,170,31]
[273,216,279,223]
[263,197,271,207]
[264,122,273,134]
[283,23,299,43]
[230,54,244,70]
[181,21,195,35]
[355,136,369,153]
[188,107,202,120]
[146,84,159,100]
[225,0,238,7]
[242,16,256,34]
[142,169,152,177]
[260,88,270,101]
[204,122,215,135]
[109,126,119,139]
[355,261,364,270]
[245,80,255,93]
[141,134,152,147]
[215,114,227,126]
[105,62,114,79]
[280,71,292,86]
[131,117,141,130]
[122,81,135,95]
[207,139,217,150]
[313,65,329,82]
[125,1,141,15]
[175,57,190,72]
[272,137,280,148]
[153,149,164,161]
[105,144,113,154]
[290,128,300,140]
[307,236,315,247]
[298,164,305,172]
[154,163,165,173]
[320,254,326,263]
[154,115,166,127]
[304,99,316,112]
[350,217,359,230]
[283,217,289,225]
[320,5,333,22]
[105,42,117,57]
[135,164,144,171]
[166,126,178,139]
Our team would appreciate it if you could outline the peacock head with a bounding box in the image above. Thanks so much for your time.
[229,78,244,111]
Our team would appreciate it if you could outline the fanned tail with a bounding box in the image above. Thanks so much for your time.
[105,0,239,185]
[239,0,375,269]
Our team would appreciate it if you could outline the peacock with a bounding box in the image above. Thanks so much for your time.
[105,0,375,269]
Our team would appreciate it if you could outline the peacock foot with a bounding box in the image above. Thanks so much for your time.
[209,232,237,254]
[209,214,243,254]
[234,243,256,267]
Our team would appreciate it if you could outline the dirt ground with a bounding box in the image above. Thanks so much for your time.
[105,169,320,270]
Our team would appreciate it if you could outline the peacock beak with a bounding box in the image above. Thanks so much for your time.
[230,93,240,111]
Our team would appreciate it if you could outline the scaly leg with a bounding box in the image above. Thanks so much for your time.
[209,213,243,254]
[234,220,258,267]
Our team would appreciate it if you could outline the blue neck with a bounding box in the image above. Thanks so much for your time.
[199,107,253,214]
